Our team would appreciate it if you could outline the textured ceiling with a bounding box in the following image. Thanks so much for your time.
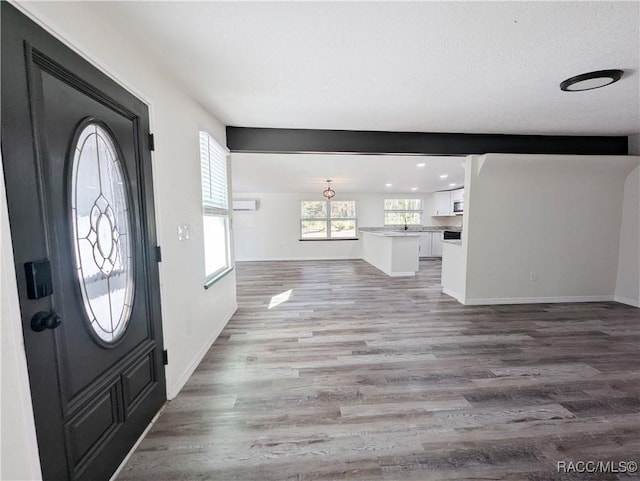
[89,1,639,136]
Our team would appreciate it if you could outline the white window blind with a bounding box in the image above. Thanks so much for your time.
[199,131,231,283]
[200,131,229,215]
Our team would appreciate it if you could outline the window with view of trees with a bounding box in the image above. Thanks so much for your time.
[300,200,357,239]
[384,199,423,226]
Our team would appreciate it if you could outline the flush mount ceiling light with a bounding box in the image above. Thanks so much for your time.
[560,69,623,92]
[323,180,336,200]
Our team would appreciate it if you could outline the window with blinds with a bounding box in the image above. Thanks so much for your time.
[200,131,229,214]
[199,131,231,284]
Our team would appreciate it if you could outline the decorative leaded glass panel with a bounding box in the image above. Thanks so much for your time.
[70,122,134,343]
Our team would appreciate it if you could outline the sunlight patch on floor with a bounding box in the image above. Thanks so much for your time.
[268,289,292,309]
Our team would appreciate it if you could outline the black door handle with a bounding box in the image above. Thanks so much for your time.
[31,311,62,332]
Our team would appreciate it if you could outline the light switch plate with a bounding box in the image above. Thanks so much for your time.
[177,224,190,241]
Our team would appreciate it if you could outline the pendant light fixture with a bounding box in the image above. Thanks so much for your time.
[323,180,335,200]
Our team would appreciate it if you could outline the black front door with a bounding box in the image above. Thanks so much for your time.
[2,5,166,480]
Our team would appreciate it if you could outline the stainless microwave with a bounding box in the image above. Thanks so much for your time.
[453,200,464,214]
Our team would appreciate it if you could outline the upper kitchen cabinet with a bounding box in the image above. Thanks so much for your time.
[432,189,464,216]
[434,191,452,216]
[451,188,464,214]
[451,188,464,203]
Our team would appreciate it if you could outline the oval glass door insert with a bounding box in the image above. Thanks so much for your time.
[70,122,134,344]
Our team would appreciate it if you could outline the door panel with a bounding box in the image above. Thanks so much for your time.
[65,382,120,469]
[122,351,157,410]
[1,4,166,480]
[38,69,152,398]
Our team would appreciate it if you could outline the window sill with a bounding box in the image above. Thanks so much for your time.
[299,238,359,241]
[204,266,234,289]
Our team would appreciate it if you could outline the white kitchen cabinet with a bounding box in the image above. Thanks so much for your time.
[418,232,443,258]
[431,231,443,257]
[451,188,464,203]
[434,191,452,216]
[433,189,464,216]
[418,234,432,257]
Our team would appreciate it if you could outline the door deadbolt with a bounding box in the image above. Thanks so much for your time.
[31,311,62,332]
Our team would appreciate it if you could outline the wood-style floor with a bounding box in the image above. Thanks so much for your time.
[118,259,640,481]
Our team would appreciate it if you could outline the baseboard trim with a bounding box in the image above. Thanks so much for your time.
[463,295,615,306]
[108,403,167,481]
[110,303,238,480]
[236,256,361,262]
[614,295,640,308]
[387,271,416,277]
[442,287,464,303]
[166,303,238,399]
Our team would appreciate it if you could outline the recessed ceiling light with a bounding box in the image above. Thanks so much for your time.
[416,163,426,167]
[411,187,418,191]
[560,69,623,92]
[385,183,392,187]
[449,183,456,187]
[439,174,448,179]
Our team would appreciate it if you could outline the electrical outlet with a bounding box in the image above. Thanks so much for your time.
[530,272,538,282]
[177,224,190,241]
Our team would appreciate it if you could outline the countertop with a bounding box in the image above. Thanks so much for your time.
[442,239,462,245]
[359,226,462,233]
[361,231,422,237]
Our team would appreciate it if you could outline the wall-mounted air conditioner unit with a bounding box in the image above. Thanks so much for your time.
[232,199,258,211]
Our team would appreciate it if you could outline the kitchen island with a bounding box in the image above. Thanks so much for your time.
[360,230,421,276]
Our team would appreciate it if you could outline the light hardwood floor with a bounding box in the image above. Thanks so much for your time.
[118,259,640,481]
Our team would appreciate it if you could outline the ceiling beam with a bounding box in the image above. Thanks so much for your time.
[226,127,628,156]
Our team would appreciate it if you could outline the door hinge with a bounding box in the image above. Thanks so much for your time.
[148,133,155,152]
[162,349,168,365]
[155,245,162,262]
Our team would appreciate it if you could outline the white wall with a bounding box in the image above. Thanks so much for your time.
[234,192,388,261]
[615,165,640,306]
[232,192,460,261]
[2,3,238,478]
[462,154,640,304]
